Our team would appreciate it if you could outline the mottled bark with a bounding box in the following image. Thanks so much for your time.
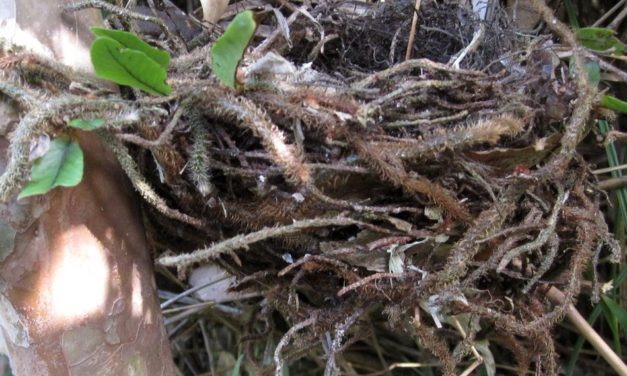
[0,1,175,375]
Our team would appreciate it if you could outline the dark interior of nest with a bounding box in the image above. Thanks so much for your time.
[2,0,621,374]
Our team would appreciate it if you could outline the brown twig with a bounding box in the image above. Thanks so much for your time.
[405,0,422,61]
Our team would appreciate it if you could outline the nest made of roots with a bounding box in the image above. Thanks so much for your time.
[0,0,622,375]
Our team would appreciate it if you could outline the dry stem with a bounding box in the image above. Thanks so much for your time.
[158,216,364,268]
[546,287,627,376]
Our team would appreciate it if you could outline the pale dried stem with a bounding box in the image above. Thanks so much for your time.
[546,287,627,376]
[386,110,468,128]
[405,0,422,61]
[278,254,348,277]
[307,185,422,214]
[449,24,485,69]
[354,59,484,90]
[324,308,365,376]
[608,5,627,30]
[158,216,363,268]
[117,105,185,148]
[592,0,627,27]
[336,272,404,297]
[274,315,317,376]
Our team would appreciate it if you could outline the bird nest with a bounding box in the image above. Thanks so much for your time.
[0,0,621,374]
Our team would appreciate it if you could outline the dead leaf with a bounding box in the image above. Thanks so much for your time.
[464,133,561,171]
[200,0,229,24]
[189,264,239,302]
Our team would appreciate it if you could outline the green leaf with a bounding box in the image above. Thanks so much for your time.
[601,297,620,354]
[68,118,106,131]
[576,27,625,55]
[597,119,627,230]
[231,354,244,376]
[18,137,84,199]
[211,10,258,88]
[601,95,627,114]
[90,36,171,96]
[583,60,600,87]
[601,296,627,335]
[564,0,580,29]
[91,27,170,69]
[601,295,627,355]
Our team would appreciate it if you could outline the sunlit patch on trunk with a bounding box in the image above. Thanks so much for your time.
[48,226,110,321]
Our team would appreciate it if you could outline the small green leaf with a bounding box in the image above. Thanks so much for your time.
[601,95,627,114]
[231,354,244,376]
[91,27,170,69]
[601,296,627,334]
[68,118,106,131]
[583,60,600,87]
[576,27,625,55]
[564,0,580,29]
[211,10,258,88]
[91,36,171,96]
[601,295,627,355]
[18,137,84,199]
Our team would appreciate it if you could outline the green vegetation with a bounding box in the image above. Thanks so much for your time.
[90,27,172,95]
[68,118,106,131]
[211,10,258,88]
[19,136,84,199]
[576,27,625,54]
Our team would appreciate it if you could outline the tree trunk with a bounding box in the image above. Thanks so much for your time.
[0,1,175,375]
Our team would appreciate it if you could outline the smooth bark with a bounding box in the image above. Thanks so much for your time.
[0,1,175,374]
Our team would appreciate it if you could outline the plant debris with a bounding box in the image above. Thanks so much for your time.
[0,0,623,375]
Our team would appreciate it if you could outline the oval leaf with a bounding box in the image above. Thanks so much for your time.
[576,27,625,55]
[211,10,258,88]
[91,36,172,96]
[18,137,84,199]
[584,60,601,87]
[91,27,170,69]
[68,118,106,131]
